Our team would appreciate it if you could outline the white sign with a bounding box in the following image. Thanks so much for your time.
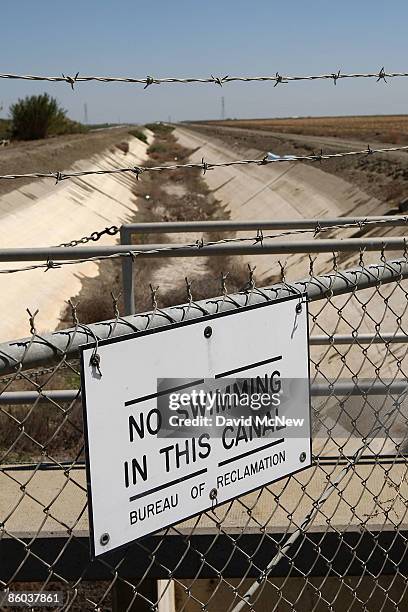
[81,296,311,557]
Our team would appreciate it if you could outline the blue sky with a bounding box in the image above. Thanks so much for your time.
[1,1,408,124]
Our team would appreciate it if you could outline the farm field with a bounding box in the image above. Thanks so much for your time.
[205,114,408,145]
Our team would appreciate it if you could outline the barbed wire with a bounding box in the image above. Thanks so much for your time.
[1,144,408,185]
[0,67,405,89]
[1,216,408,275]
[56,214,408,252]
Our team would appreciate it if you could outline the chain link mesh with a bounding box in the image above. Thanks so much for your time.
[1,248,408,611]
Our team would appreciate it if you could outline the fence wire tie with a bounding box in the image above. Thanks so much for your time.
[403,238,408,261]
[313,222,322,237]
[110,291,122,320]
[278,260,286,283]
[243,264,256,294]
[366,144,374,156]
[201,157,209,175]
[248,264,256,290]
[62,72,79,90]
[358,247,367,268]
[185,277,193,307]
[26,308,39,335]
[221,272,229,298]
[149,284,159,312]
[195,238,204,249]
[308,254,316,277]
[67,299,80,326]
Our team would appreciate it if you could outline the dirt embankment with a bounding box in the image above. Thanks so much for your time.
[185,122,408,211]
[0,126,135,198]
[0,128,152,342]
[206,115,408,145]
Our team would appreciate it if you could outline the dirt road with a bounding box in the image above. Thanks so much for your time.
[188,122,408,162]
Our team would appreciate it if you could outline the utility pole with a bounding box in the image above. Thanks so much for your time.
[84,103,88,125]
[221,96,225,120]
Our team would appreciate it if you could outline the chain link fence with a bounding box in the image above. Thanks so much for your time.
[1,246,408,611]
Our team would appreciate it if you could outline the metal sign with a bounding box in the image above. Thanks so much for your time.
[81,296,311,557]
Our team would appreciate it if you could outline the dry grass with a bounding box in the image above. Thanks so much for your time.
[115,140,129,154]
[209,115,408,145]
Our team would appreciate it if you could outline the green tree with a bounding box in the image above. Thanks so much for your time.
[10,93,67,140]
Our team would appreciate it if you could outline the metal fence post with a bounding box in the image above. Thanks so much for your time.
[120,226,135,315]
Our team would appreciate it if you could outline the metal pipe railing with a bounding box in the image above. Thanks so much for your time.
[113,235,408,314]
[121,216,408,234]
[0,256,407,375]
[119,217,408,313]
[0,237,405,262]
[309,332,408,345]
[1,380,407,404]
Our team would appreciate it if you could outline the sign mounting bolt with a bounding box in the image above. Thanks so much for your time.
[299,452,307,463]
[100,532,110,546]
[209,488,218,511]
[204,326,213,338]
[296,303,303,314]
